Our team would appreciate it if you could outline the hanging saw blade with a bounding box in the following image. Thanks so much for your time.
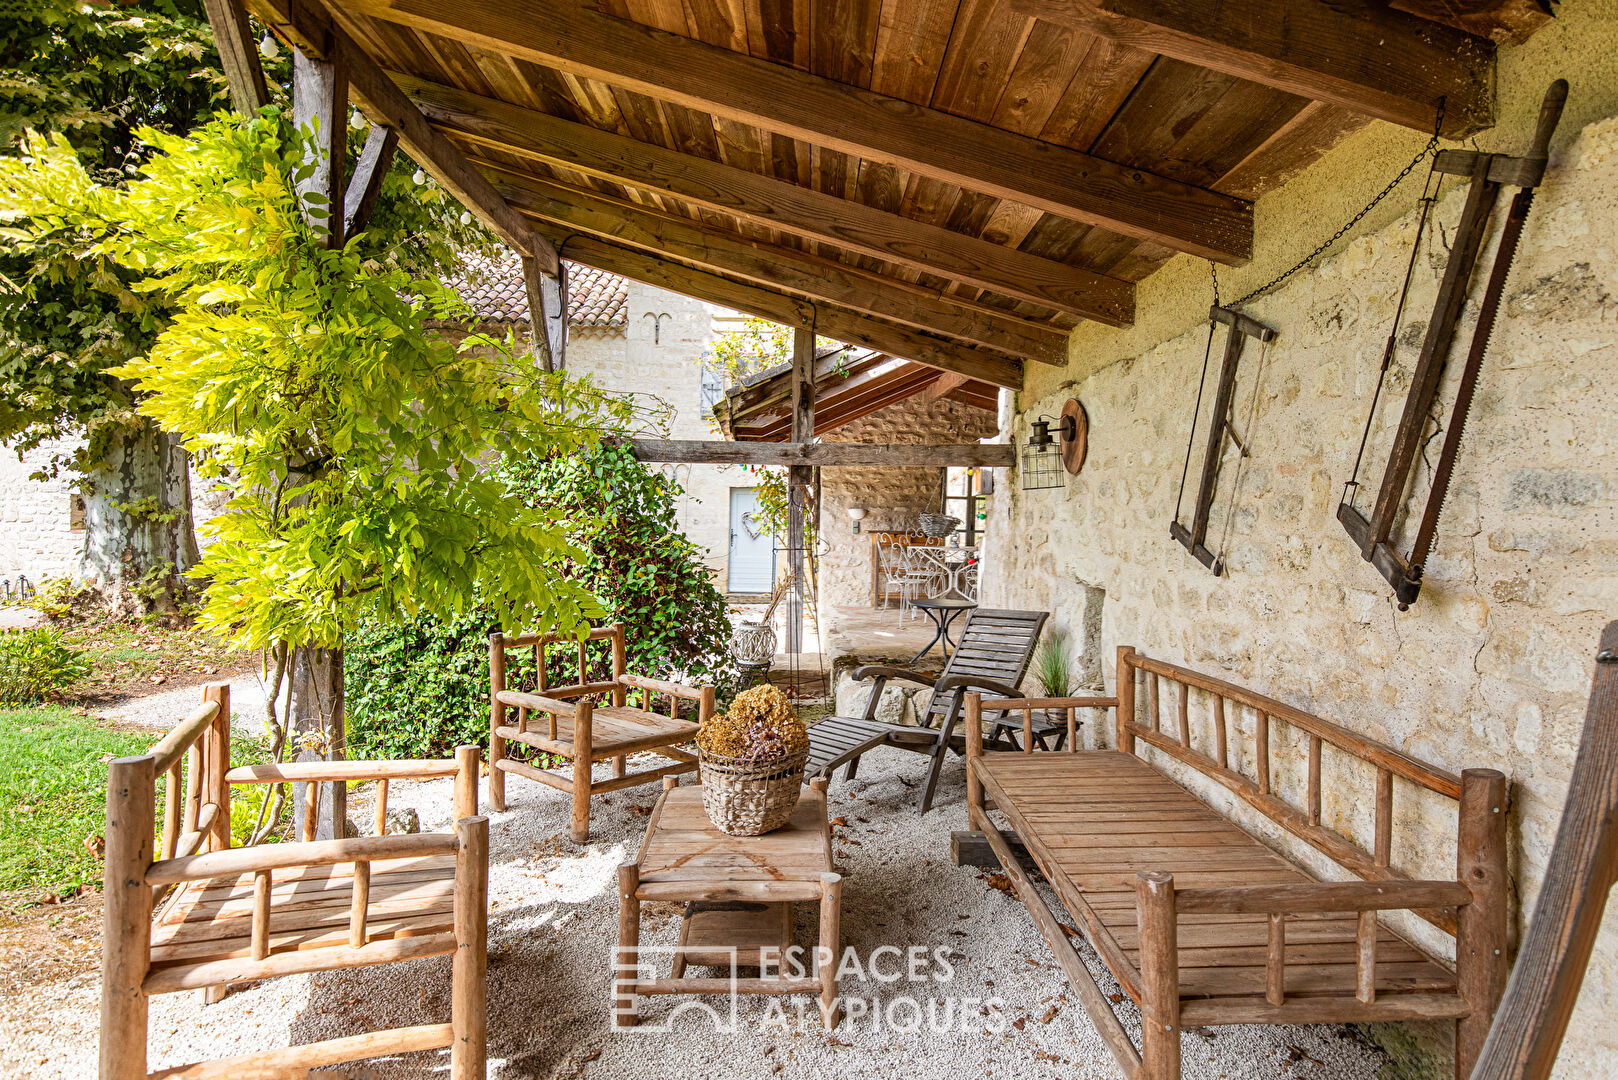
[1407,80,1567,589]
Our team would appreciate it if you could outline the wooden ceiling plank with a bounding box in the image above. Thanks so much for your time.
[931,0,1035,122]
[550,233,1025,389]
[343,0,1254,262]
[250,0,557,270]
[400,75,1134,323]
[1008,0,1493,137]
[1213,99,1367,200]
[492,166,1069,363]
[869,0,958,104]
[1036,35,1154,151]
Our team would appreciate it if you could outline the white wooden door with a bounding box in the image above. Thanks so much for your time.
[727,488,775,593]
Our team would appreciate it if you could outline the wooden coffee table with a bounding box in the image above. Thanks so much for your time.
[616,777,842,1029]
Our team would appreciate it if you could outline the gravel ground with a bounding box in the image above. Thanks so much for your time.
[4,743,1393,1080]
[97,670,284,739]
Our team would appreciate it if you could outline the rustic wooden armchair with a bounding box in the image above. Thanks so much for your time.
[488,622,714,842]
[100,683,489,1080]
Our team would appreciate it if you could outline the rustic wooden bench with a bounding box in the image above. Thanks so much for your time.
[959,646,1509,1080]
[101,683,490,1079]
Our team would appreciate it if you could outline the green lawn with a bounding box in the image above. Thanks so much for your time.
[0,703,156,895]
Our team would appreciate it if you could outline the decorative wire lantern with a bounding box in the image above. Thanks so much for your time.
[1020,415,1067,490]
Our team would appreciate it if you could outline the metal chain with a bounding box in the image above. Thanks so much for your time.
[1229,100,1446,311]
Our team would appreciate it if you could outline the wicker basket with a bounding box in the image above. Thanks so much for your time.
[730,621,777,665]
[699,746,809,836]
[917,513,961,538]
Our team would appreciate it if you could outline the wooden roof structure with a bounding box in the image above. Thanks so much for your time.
[235,0,1513,402]
[718,348,1000,441]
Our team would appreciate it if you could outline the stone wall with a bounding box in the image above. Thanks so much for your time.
[561,282,750,586]
[980,13,1618,1074]
[819,394,998,610]
[0,439,82,585]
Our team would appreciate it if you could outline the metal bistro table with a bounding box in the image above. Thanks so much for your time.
[908,597,977,664]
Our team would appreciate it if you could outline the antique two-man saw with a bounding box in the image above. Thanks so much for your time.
[1339,80,1567,610]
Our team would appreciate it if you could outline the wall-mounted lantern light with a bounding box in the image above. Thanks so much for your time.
[1019,399,1089,491]
[846,507,867,533]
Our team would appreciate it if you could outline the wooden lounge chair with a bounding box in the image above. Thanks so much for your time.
[805,608,1048,813]
[100,683,489,1080]
[488,622,713,842]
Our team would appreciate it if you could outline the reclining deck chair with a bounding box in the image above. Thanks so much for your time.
[100,683,488,1079]
[806,608,1048,813]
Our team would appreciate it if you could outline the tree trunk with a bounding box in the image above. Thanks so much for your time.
[290,645,349,841]
[78,416,198,617]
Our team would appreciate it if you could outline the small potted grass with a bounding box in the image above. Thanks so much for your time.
[1026,630,1080,749]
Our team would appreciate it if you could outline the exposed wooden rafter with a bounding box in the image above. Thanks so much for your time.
[493,169,1064,366]
[1007,0,1495,137]
[200,0,271,114]
[394,75,1135,326]
[245,0,560,273]
[341,0,1255,264]
[548,233,1024,390]
[342,123,398,235]
[628,440,1015,467]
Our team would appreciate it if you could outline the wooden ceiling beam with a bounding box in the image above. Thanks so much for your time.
[247,0,559,272]
[925,372,973,403]
[394,75,1134,326]
[342,0,1253,264]
[1008,0,1493,138]
[629,440,1015,467]
[547,233,1024,390]
[736,363,933,433]
[492,168,1065,365]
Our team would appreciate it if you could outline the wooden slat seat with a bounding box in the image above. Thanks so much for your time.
[489,622,715,842]
[979,752,1457,1006]
[149,856,458,970]
[959,651,1509,1080]
[508,705,699,759]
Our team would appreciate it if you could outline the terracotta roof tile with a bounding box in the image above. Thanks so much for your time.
[446,249,628,330]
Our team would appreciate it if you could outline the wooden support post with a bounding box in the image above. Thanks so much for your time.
[488,634,506,812]
[965,693,984,817]
[1356,909,1378,1004]
[343,123,398,235]
[571,701,593,843]
[290,44,348,248]
[373,778,389,836]
[201,0,270,115]
[1455,768,1509,1080]
[521,254,566,372]
[1137,870,1181,1080]
[451,816,488,1080]
[203,683,231,854]
[818,872,843,1030]
[1116,647,1136,754]
[616,863,640,1027]
[786,326,814,655]
[454,745,478,823]
[252,869,273,960]
[100,755,155,1080]
[610,623,627,707]
[1265,913,1286,1006]
[348,862,369,949]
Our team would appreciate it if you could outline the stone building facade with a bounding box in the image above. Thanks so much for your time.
[0,438,82,587]
[979,9,1617,1074]
[450,256,754,588]
[1,262,758,593]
